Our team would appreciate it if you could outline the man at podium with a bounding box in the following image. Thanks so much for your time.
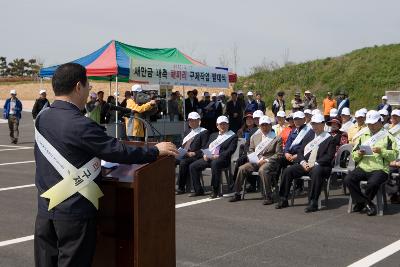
[34,63,178,267]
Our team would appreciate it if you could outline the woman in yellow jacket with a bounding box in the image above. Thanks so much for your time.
[125,84,157,140]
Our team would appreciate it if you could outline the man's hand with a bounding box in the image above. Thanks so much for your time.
[358,149,366,157]
[285,153,292,162]
[203,155,209,161]
[372,147,382,154]
[149,100,157,106]
[211,155,219,160]
[258,158,267,167]
[233,113,238,118]
[186,152,196,157]
[301,162,309,171]
[155,142,178,157]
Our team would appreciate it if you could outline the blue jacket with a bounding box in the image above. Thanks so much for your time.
[3,98,22,119]
[244,99,258,113]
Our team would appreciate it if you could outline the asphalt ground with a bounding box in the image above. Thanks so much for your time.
[0,111,399,267]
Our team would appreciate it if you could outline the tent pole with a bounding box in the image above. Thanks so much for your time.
[40,77,43,89]
[109,76,112,96]
[115,76,119,139]
[183,85,186,132]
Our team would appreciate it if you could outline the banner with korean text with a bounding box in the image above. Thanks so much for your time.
[129,59,229,88]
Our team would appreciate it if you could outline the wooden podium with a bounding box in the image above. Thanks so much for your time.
[92,149,176,267]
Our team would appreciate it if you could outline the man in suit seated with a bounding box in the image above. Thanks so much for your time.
[176,112,209,195]
[189,116,238,198]
[344,110,398,216]
[276,113,336,212]
[229,116,283,205]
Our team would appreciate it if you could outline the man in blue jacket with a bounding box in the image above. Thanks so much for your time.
[3,89,23,144]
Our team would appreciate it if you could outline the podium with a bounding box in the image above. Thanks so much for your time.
[92,147,176,267]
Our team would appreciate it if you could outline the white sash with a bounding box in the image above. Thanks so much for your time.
[209,130,235,151]
[304,132,330,156]
[362,129,388,147]
[338,99,346,111]
[352,126,369,142]
[35,118,103,210]
[290,125,311,149]
[382,104,389,111]
[340,121,353,132]
[254,132,276,156]
[389,124,400,136]
[182,127,206,146]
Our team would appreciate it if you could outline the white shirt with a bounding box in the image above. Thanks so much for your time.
[9,99,16,115]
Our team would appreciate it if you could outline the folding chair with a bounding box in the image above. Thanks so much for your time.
[347,181,388,216]
[330,144,355,195]
[241,170,280,200]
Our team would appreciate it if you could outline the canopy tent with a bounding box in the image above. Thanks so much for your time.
[39,40,237,83]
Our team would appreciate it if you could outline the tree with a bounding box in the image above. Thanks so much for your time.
[0,57,7,76]
[8,58,29,76]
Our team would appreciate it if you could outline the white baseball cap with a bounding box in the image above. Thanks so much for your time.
[10,89,16,95]
[218,92,225,96]
[247,91,253,96]
[355,110,366,118]
[330,108,338,118]
[360,108,368,114]
[391,109,400,117]
[311,114,325,124]
[90,92,97,98]
[341,107,351,116]
[237,90,243,94]
[259,116,272,125]
[365,110,382,124]
[305,90,311,94]
[304,109,312,115]
[203,92,210,97]
[382,96,388,100]
[131,84,143,92]
[379,109,389,116]
[211,93,217,97]
[293,111,305,119]
[188,112,201,120]
[277,111,286,118]
[253,110,264,118]
[312,109,322,116]
[39,89,46,95]
[216,115,229,124]
[113,92,120,97]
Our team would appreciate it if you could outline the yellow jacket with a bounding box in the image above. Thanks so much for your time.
[125,98,154,137]
[348,123,367,144]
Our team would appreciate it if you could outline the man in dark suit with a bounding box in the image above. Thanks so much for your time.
[276,113,336,212]
[245,91,258,113]
[225,91,243,133]
[255,93,266,113]
[176,112,209,194]
[184,90,199,118]
[189,116,238,198]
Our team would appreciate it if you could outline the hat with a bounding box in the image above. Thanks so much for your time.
[341,107,351,116]
[286,113,294,121]
[277,111,286,118]
[188,112,201,120]
[218,92,225,96]
[211,93,217,97]
[304,109,312,115]
[259,116,272,125]
[305,90,311,94]
[382,96,388,100]
[355,110,366,118]
[39,89,46,95]
[294,91,301,96]
[379,109,389,116]
[327,91,332,95]
[216,116,229,124]
[311,109,322,116]
[131,84,142,92]
[247,91,253,96]
[244,112,253,119]
[360,108,368,114]
[90,92,97,98]
[327,118,342,126]
[277,91,285,96]
[293,111,305,119]
[330,108,338,118]
[253,110,264,118]
[391,109,400,117]
[203,92,210,97]
[237,90,243,94]
[113,92,120,97]
[366,110,382,124]
[10,89,16,95]
[311,114,325,124]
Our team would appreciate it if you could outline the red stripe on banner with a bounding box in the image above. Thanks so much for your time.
[86,41,118,76]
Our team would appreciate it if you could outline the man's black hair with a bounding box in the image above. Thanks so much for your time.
[52,63,87,96]
[231,91,237,96]
[97,91,104,95]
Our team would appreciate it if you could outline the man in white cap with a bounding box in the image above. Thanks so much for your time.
[273,111,286,136]
[176,112,209,195]
[348,109,368,144]
[303,90,317,110]
[3,89,23,144]
[387,109,400,203]
[189,116,238,198]
[379,109,390,129]
[304,109,313,125]
[125,84,157,141]
[325,108,339,132]
[245,91,257,113]
[32,89,50,120]
[230,116,283,204]
[276,113,336,212]
[291,91,305,112]
[339,107,354,133]
[344,110,398,216]
[377,95,392,115]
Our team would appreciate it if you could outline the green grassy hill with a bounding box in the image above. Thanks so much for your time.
[235,44,400,111]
